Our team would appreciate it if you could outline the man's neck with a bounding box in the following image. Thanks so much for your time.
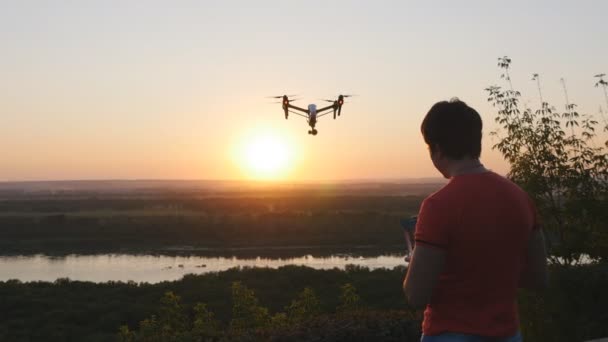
[446,158,487,177]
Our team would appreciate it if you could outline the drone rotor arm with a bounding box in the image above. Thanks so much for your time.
[316,104,335,113]
[288,110,309,120]
[316,111,334,119]
[287,103,309,113]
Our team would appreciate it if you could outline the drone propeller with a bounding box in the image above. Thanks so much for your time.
[321,94,357,102]
[266,94,299,99]
[268,98,300,104]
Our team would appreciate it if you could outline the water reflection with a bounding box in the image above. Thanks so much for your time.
[0,254,407,283]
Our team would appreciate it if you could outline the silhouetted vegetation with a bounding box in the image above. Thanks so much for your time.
[483,57,608,341]
[0,266,414,341]
[486,56,608,264]
[0,192,430,256]
[117,284,420,342]
[0,264,606,341]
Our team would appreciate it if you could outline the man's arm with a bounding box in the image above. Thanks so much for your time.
[519,228,549,291]
[403,244,446,309]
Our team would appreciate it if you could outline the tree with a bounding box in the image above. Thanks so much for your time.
[158,291,188,335]
[229,281,271,335]
[337,283,361,312]
[486,56,608,264]
[285,287,322,324]
[192,303,221,341]
[117,292,196,342]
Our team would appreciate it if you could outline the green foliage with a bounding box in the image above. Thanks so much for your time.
[338,283,361,312]
[266,310,421,342]
[285,287,322,324]
[229,281,271,335]
[269,312,289,331]
[518,263,608,342]
[1,265,607,341]
[0,266,410,341]
[158,292,188,336]
[486,56,608,264]
[121,280,417,342]
[117,292,203,342]
[117,325,135,342]
[0,193,427,256]
[486,58,608,341]
[192,303,221,341]
[135,316,161,341]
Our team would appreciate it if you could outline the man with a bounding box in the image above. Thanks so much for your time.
[403,99,548,342]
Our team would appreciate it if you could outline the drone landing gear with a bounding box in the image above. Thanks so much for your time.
[308,129,318,136]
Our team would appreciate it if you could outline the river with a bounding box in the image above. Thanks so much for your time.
[0,254,407,283]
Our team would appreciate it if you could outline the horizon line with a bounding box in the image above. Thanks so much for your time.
[0,177,448,185]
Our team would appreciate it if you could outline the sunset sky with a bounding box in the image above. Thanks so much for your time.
[1,1,607,181]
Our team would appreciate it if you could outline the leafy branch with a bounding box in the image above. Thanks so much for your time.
[486,57,608,265]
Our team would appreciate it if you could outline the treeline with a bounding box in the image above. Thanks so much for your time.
[0,266,412,341]
[0,194,425,214]
[0,182,444,201]
[117,283,420,341]
[0,264,606,342]
[0,195,423,255]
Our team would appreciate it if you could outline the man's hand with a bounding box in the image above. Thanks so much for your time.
[404,234,413,262]
[400,216,417,262]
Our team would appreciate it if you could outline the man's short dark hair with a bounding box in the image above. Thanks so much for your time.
[420,98,482,159]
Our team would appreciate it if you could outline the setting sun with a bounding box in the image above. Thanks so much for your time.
[238,132,295,180]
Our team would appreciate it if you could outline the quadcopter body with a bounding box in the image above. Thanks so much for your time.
[269,94,353,135]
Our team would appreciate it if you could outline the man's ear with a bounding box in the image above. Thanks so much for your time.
[431,144,443,159]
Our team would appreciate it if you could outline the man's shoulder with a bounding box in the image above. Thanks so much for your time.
[484,171,530,198]
[421,182,453,208]
[424,171,529,203]
[423,175,467,201]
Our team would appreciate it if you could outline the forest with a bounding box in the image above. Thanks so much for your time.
[0,264,606,341]
[0,191,431,256]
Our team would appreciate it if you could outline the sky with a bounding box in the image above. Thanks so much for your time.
[1,0,607,181]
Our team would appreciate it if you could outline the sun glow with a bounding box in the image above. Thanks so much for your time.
[238,131,295,180]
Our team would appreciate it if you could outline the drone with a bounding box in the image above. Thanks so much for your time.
[268,94,354,135]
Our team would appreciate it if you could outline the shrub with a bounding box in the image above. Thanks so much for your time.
[486,56,608,264]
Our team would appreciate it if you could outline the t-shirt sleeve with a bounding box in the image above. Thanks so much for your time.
[414,198,449,249]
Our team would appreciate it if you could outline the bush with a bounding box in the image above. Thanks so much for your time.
[486,56,608,342]
[486,56,608,264]
[118,281,422,342]
[518,263,608,342]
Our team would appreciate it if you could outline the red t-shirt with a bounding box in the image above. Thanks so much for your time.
[415,171,537,337]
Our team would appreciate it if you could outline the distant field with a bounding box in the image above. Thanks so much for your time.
[0,181,442,256]
[0,209,211,217]
[0,179,445,199]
